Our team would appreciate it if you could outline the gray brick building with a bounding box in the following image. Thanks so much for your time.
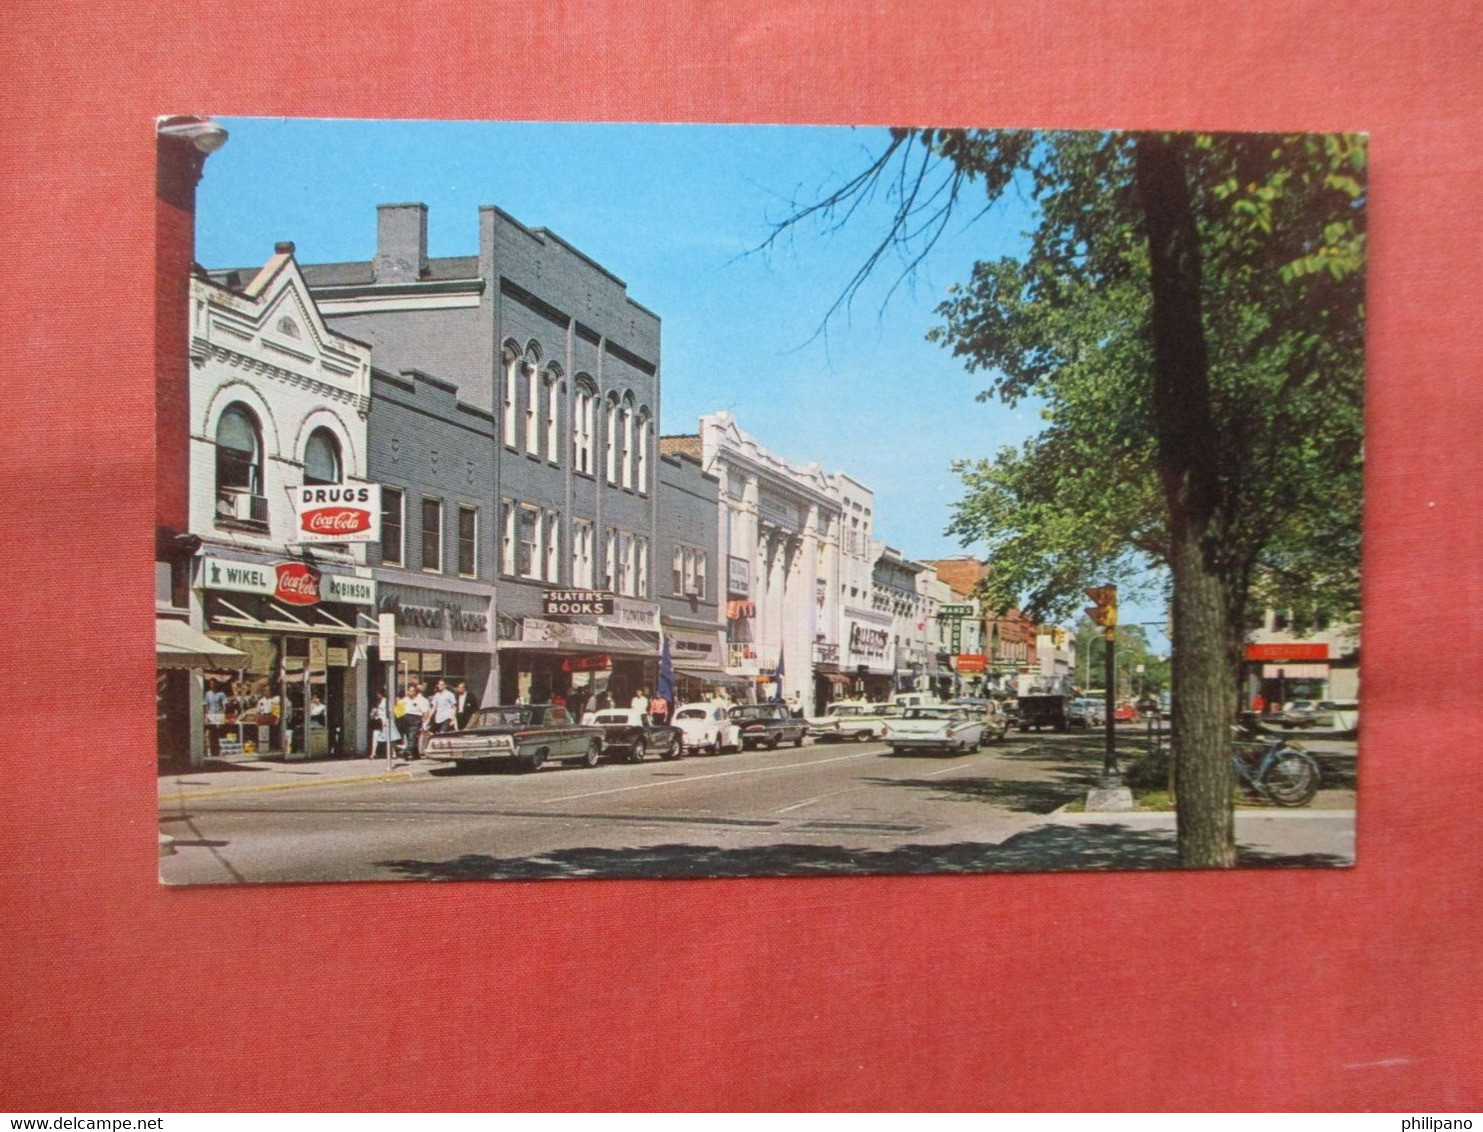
[365,366,497,720]
[654,448,736,703]
[301,203,663,712]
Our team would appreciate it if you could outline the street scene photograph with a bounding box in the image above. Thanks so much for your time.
[155,119,1364,884]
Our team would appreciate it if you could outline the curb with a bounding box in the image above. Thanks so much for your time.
[159,765,435,803]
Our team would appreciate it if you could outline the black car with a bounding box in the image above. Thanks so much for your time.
[421,704,606,772]
[583,707,684,762]
[729,703,808,750]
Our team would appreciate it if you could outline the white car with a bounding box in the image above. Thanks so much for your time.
[805,700,897,743]
[670,701,742,755]
[881,705,987,755]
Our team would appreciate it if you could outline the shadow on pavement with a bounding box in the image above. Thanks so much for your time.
[862,774,1092,814]
[376,822,1350,881]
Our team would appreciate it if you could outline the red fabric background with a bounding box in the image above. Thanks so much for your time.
[2,0,1479,1112]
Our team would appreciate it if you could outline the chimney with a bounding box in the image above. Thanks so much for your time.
[374,203,428,283]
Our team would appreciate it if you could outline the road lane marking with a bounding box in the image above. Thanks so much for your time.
[534,748,879,805]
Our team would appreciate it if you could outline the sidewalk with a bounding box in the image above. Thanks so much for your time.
[159,752,437,802]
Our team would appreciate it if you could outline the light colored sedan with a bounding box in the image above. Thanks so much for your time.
[671,701,742,755]
[881,706,986,755]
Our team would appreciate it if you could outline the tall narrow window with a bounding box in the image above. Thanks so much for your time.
[502,355,518,447]
[620,403,634,489]
[519,505,540,580]
[605,398,618,483]
[673,547,684,595]
[604,528,616,590]
[573,519,594,588]
[525,363,539,456]
[546,377,561,463]
[457,506,477,577]
[637,537,649,598]
[381,488,404,567]
[501,499,515,575]
[302,427,342,485]
[574,382,595,475]
[544,511,560,582]
[635,413,650,494]
[421,498,442,573]
[215,404,265,525]
[616,531,632,595]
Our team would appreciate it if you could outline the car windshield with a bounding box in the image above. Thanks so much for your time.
[730,706,778,720]
[593,712,634,724]
[675,708,708,720]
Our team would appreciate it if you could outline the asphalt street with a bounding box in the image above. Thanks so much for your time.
[159,728,1356,884]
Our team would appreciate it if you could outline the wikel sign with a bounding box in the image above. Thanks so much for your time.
[294,484,381,544]
[203,557,376,607]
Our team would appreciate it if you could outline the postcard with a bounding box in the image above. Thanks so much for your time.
[156,119,1362,883]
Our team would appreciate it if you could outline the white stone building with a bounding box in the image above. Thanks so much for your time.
[186,246,377,761]
[696,412,843,713]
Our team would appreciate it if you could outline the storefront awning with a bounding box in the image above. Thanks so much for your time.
[156,618,246,670]
[675,667,750,685]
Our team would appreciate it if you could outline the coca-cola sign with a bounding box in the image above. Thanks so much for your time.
[275,562,323,606]
[294,483,381,544]
[301,507,373,535]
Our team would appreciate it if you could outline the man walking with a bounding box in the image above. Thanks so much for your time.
[430,679,458,735]
[455,680,479,729]
[398,681,430,758]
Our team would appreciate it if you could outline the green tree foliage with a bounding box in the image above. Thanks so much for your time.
[933,131,1365,630]
[771,128,1364,866]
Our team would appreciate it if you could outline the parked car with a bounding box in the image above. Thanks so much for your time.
[1113,701,1142,724]
[1315,699,1360,736]
[421,704,605,772]
[729,702,809,750]
[1067,697,1107,728]
[882,705,987,755]
[583,707,684,762]
[952,698,1010,743]
[670,701,742,755]
[1135,695,1161,718]
[805,700,896,743]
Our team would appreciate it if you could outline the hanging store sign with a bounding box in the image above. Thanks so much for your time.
[728,556,750,597]
[524,618,602,645]
[562,654,612,673]
[293,484,381,544]
[541,589,616,616]
[954,654,988,673]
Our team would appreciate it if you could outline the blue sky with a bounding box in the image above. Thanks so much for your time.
[196,118,1167,648]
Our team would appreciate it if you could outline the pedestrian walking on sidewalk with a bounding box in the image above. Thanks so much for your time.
[398,682,430,758]
[370,692,399,757]
[430,679,458,734]
[455,680,479,729]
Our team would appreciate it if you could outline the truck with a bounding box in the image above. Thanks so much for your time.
[1015,673,1075,733]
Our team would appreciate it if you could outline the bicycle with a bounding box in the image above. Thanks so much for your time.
[1231,731,1321,807]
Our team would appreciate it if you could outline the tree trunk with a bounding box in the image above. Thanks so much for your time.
[1134,133,1238,868]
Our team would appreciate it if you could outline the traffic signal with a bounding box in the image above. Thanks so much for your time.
[1085,585,1118,628]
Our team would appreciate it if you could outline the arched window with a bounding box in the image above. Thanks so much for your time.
[544,370,562,464]
[501,345,519,448]
[216,403,264,523]
[303,427,342,485]
[635,409,652,495]
[604,395,619,484]
[620,395,635,490]
[573,378,596,475]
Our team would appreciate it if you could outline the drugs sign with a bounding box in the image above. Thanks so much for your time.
[294,484,381,544]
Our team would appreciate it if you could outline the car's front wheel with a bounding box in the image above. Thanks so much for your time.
[581,741,601,769]
[659,734,681,761]
[523,748,547,773]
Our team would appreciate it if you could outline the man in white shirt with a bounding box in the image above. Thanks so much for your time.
[399,682,431,758]
[630,687,648,713]
[430,679,458,734]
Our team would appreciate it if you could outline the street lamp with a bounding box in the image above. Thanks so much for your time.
[157,115,229,153]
